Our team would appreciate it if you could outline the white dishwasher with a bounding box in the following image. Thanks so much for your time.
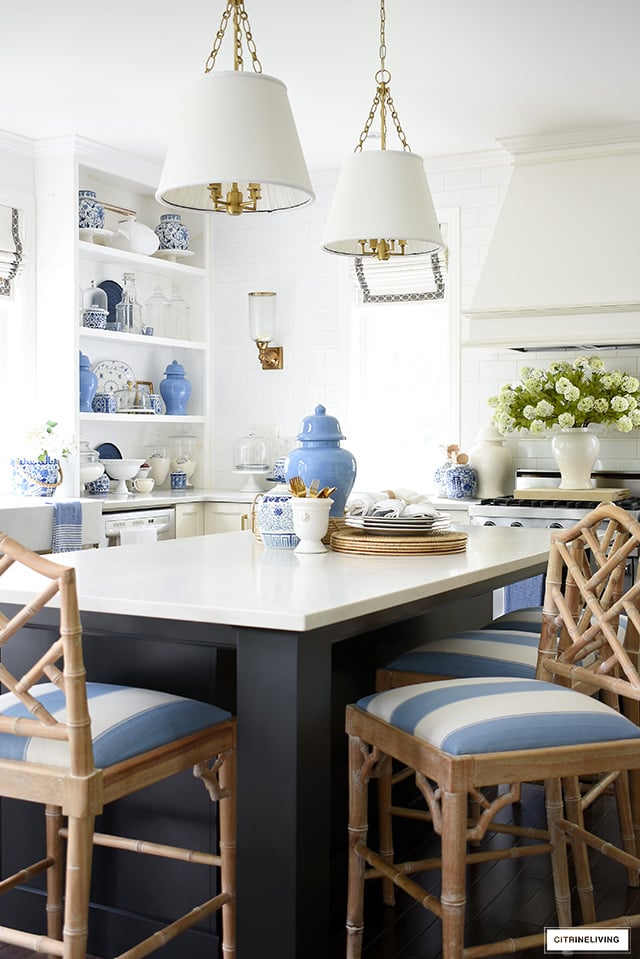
[101,507,176,547]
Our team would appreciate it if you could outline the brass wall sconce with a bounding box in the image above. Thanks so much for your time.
[249,291,283,370]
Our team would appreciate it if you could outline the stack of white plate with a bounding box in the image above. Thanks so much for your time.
[345,512,451,536]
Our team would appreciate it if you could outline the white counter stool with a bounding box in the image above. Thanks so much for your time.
[0,531,236,959]
[346,503,640,959]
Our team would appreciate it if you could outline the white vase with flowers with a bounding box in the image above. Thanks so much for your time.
[488,357,640,489]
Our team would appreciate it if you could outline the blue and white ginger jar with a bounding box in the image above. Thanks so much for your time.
[155,213,189,251]
[78,190,105,230]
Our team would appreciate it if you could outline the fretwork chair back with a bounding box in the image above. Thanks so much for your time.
[0,532,236,959]
[346,503,640,959]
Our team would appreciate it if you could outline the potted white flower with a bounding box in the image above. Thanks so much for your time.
[488,357,640,489]
[11,420,77,496]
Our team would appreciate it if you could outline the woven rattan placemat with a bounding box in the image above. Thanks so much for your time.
[330,527,468,556]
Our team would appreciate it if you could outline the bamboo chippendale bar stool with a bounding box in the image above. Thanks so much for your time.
[346,503,640,958]
[0,532,236,959]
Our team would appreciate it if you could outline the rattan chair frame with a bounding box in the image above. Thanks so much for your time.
[346,504,640,958]
[0,531,236,959]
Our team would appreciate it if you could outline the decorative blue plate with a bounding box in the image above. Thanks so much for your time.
[95,442,122,460]
[97,280,123,325]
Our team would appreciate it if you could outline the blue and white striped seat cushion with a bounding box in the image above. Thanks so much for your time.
[0,682,231,768]
[488,606,542,632]
[385,629,540,679]
[357,677,640,756]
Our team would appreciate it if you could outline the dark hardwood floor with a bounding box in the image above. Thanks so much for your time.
[3,784,640,959]
[329,782,640,959]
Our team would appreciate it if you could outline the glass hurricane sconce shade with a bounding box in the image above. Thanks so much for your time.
[322,0,443,261]
[155,1,314,216]
[249,292,283,370]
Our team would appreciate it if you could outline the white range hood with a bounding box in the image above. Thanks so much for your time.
[463,128,640,351]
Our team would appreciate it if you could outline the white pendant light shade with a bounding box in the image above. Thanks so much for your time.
[322,150,443,256]
[156,71,314,213]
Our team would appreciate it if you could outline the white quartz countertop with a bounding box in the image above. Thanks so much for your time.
[0,525,551,633]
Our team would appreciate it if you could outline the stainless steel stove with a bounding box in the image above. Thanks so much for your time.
[468,471,640,529]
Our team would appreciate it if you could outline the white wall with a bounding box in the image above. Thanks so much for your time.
[209,154,640,490]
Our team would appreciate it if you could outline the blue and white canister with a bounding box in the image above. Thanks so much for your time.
[155,213,189,250]
[255,486,299,549]
[444,464,478,499]
[92,392,117,414]
[78,190,105,230]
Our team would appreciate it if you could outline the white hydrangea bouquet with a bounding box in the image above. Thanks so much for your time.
[489,357,640,435]
[23,419,76,461]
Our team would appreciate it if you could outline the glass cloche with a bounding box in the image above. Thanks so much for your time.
[233,428,270,492]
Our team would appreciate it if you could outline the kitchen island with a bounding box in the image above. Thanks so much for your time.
[0,525,551,959]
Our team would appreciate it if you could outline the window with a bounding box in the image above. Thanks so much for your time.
[345,209,460,492]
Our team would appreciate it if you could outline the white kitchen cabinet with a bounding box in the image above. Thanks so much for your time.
[204,501,252,534]
[175,502,204,539]
[34,137,211,495]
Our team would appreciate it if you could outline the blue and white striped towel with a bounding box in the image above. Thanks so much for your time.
[51,500,83,553]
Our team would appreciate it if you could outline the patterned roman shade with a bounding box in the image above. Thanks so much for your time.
[351,224,447,304]
[0,205,23,297]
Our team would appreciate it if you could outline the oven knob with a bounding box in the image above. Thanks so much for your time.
[549,522,564,529]
[510,521,524,527]
[483,520,497,526]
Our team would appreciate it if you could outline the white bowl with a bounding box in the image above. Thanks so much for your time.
[80,463,105,487]
[100,458,145,494]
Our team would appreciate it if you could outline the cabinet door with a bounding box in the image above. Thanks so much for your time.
[204,502,251,534]
[175,502,204,538]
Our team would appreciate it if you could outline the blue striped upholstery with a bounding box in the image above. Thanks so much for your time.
[0,683,232,768]
[488,606,542,632]
[357,677,640,756]
[385,629,540,679]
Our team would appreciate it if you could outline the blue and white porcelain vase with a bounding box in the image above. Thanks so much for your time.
[160,360,191,415]
[79,351,98,412]
[444,464,478,499]
[284,404,357,517]
[78,190,105,230]
[11,456,62,497]
[155,213,189,251]
[255,486,299,549]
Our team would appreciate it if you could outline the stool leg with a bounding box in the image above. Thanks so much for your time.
[440,790,467,959]
[346,735,369,959]
[549,777,582,928]
[62,814,94,959]
[45,804,64,943]
[376,754,395,906]
[219,748,237,958]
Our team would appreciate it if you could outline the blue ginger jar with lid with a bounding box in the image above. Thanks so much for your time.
[78,190,105,229]
[79,351,98,412]
[155,213,189,251]
[160,360,191,415]
[284,404,357,517]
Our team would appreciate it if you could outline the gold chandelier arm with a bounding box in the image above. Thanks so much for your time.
[204,0,262,74]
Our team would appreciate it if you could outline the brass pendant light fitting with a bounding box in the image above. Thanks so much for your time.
[205,0,264,215]
[356,0,412,260]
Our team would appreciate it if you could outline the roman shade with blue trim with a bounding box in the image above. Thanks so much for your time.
[357,676,640,757]
[0,682,231,768]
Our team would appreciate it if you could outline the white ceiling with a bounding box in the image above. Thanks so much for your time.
[3,0,640,171]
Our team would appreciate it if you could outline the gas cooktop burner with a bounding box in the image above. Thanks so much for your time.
[479,496,640,511]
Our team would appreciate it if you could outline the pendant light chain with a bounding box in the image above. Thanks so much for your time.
[355,0,411,153]
[204,0,262,74]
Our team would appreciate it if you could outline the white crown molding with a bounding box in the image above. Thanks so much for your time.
[0,129,35,158]
[32,135,162,187]
[498,124,640,163]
